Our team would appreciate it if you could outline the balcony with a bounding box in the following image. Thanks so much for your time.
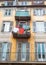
[15,11,31,21]
[12,32,30,39]
[12,27,30,38]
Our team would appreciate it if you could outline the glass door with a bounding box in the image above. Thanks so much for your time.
[17,43,29,61]
[37,43,46,61]
[2,43,8,61]
[21,43,27,61]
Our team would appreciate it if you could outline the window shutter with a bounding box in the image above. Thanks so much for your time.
[0,43,2,60]
[44,22,46,32]
[33,22,36,32]
[10,22,13,32]
[1,24,5,32]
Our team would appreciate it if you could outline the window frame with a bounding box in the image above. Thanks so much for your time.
[0,42,11,61]
[16,39,30,61]
[1,21,12,32]
[32,1,44,5]
[35,42,46,61]
[4,9,11,16]
[33,21,46,33]
[33,9,45,16]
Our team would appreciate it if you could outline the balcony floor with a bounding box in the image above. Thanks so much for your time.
[12,32,30,39]
[15,16,31,21]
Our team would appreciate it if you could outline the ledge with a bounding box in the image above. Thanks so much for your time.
[0,5,46,8]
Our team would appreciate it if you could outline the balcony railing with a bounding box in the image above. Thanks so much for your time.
[12,27,30,38]
[12,31,30,38]
[0,52,46,63]
[0,52,10,62]
[15,11,31,21]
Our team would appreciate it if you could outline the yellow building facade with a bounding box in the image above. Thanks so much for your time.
[0,0,46,65]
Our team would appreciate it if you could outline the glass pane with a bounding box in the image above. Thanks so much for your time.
[37,9,40,16]
[2,43,8,61]
[21,43,26,61]
[4,1,7,6]
[37,43,46,61]
[0,43,2,60]
[4,22,10,32]
[22,1,27,5]
[37,43,41,58]
[42,44,45,59]
[34,9,44,16]
[42,43,45,54]
[36,22,44,32]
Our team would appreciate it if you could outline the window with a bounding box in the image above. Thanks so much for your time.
[17,40,29,61]
[7,2,13,6]
[0,42,10,61]
[34,9,45,16]
[22,1,27,5]
[33,1,44,5]
[13,0,17,6]
[33,22,46,32]
[2,21,12,32]
[36,42,46,61]
[4,1,13,6]
[20,1,27,5]
[44,10,46,15]
[4,9,11,16]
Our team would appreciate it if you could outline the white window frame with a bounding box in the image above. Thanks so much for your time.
[33,1,44,4]
[19,1,27,5]
[2,21,11,32]
[17,42,29,61]
[21,43,27,61]
[0,42,10,61]
[33,22,46,33]
[36,42,46,61]
[34,9,45,16]
[4,9,11,16]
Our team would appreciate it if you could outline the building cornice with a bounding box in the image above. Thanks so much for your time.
[18,0,46,1]
[0,0,14,1]
[0,5,46,8]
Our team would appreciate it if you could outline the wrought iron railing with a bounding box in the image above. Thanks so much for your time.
[0,52,46,62]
